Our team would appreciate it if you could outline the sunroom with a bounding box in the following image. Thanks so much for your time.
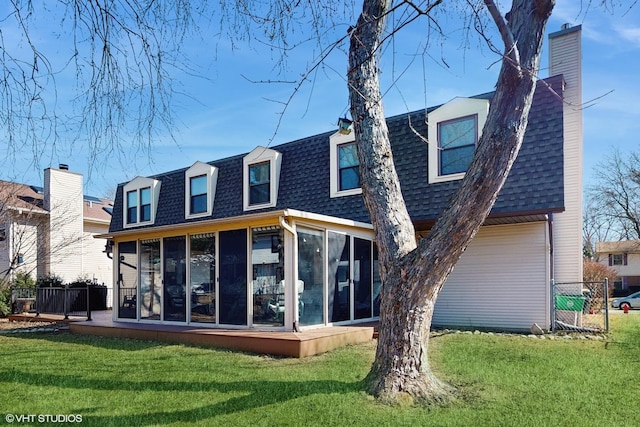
[110,209,381,331]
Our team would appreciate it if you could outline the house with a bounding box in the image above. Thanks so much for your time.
[596,240,640,295]
[0,165,114,290]
[103,25,583,332]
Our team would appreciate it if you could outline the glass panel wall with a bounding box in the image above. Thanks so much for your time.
[298,228,325,326]
[354,237,372,320]
[373,243,381,317]
[190,234,216,323]
[219,229,247,325]
[328,232,350,323]
[251,227,285,326]
[163,236,186,322]
[140,239,161,320]
[117,241,137,319]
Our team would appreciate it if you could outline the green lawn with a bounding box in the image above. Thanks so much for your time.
[1,315,639,426]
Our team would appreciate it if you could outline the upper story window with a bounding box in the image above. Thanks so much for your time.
[190,175,207,214]
[428,97,489,184]
[243,146,282,211]
[609,253,628,266]
[249,161,271,205]
[439,115,477,175]
[126,187,150,224]
[338,142,360,191]
[330,131,362,198]
[185,161,218,219]
[123,177,161,228]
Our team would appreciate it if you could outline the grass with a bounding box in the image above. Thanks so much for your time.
[0,315,639,427]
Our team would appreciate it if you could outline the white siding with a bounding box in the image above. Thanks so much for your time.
[433,222,550,331]
[83,223,113,287]
[45,168,84,282]
[549,26,583,283]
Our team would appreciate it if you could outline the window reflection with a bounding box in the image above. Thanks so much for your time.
[140,239,161,320]
[190,234,216,323]
[117,241,137,319]
[164,236,186,322]
[298,228,325,326]
[252,227,285,326]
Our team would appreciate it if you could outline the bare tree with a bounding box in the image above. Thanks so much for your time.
[586,148,640,242]
[347,0,555,403]
[583,197,615,260]
[0,181,84,284]
[0,1,197,176]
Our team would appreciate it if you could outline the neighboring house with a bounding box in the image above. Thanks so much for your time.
[0,165,114,289]
[103,25,583,332]
[596,240,640,295]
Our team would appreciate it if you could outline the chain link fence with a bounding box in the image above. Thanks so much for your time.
[552,279,609,333]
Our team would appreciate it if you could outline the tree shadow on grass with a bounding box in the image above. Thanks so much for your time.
[1,330,169,352]
[0,369,365,425]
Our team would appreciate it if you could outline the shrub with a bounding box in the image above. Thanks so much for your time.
[37,274,64,288]
[0,280,10,316]
[13,271,36,289]
[68,277,95,288]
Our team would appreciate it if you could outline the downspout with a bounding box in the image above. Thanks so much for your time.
[548,212,555,331]
[279,215,300,332]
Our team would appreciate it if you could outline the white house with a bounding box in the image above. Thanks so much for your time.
[0,165,113,289]
[101,25,583,332]
[596,240,640,294]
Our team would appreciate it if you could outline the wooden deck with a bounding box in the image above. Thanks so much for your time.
[8,312,375,358]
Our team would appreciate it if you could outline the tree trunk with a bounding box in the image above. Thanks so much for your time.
[348,0,554,404]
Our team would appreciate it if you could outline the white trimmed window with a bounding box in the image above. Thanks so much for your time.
[428,97,490,183]
[330,131,362,198]
[185,161,218,219]
[123,177,161,228]
[243,146,282,211]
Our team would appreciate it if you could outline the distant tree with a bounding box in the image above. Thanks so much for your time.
[583,197,615,260]
[587,148,640,242]
[583,258,617,283]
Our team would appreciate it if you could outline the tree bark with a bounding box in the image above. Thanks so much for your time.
[348,0,554,404]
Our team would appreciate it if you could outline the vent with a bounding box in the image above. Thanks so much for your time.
[59,164,69,170]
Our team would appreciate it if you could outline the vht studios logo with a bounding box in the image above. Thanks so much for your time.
[5,414,83,423]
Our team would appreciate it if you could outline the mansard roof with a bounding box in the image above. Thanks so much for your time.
[109,75,565,233]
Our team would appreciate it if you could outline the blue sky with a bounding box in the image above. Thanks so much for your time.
[0,1,638,198]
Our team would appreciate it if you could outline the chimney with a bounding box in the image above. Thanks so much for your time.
[547,25,583,283]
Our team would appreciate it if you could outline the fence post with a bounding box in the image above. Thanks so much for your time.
[86,286,92,321]
[604,278,609,332]
[36,288,41,317]
[550,279,556,332]
[63,286,69,320]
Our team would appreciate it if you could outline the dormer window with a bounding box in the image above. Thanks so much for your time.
[123,177,161,228]
[126,187,150,224]
[439,115,477,175]
[185,161,218,219]
[428,97,489,183]
[190,175,207,214]
[243,147,282,211]
[338,142,360,191]
[249,161,271,205]
[330,131,362,198]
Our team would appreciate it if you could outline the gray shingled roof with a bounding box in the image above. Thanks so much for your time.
[109,75,565,233]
